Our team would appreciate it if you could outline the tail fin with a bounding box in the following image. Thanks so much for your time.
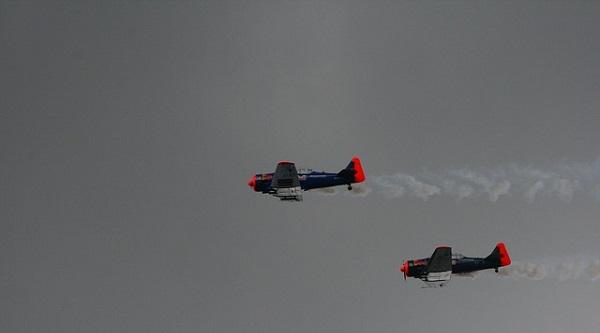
[337,156,366,183]
[485,242,511,267]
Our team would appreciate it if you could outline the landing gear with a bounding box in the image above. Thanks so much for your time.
[347,184,353,191]
[495,268,499,273]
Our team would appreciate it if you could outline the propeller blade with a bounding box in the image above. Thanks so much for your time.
[400,261,408,281]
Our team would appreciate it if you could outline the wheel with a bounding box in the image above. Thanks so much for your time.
[495,268,499,273]
[347,185,352,191]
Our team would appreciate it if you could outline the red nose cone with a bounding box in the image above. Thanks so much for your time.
[400,261,408,273]
[400,261,408,280]
[247,175,256,189]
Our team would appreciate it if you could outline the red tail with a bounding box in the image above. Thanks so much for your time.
[496,243,511,267]
[486,242,511,267]
[351,156,366,183]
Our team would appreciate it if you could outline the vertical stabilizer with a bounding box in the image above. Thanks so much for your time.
[485,243,511,267]
[338,156,366,183]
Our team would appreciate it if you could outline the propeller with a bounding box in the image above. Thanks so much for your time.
[400,261,408,280]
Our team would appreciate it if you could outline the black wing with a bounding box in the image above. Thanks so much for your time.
[272,162,300,188]
[427,247,452,273]
[423,246,452,286]
[271,162,302,201]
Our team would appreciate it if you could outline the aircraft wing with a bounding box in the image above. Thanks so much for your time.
[423,246,452,286]
[271,161,302,201]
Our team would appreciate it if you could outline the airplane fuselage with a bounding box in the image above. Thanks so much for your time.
[406,256,498,280]
[251,171,354,194]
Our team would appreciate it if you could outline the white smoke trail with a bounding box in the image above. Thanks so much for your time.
[375,174,440,200]
[498,257,600,281]
[313,185,372,197]
[371,158,600,202]
[314,187,338,196]
[345,185,372,197]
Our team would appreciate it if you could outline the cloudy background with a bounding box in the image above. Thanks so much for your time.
[3,1,600,332]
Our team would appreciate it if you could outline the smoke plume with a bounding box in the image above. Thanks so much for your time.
[314,185,372,197]
[372,158,600,202]
[498,257,600,281]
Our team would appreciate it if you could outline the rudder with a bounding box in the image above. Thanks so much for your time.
[485,242,511,267]
[338,156,366,183]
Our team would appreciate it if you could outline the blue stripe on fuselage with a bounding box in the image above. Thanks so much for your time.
[299,172,350,190]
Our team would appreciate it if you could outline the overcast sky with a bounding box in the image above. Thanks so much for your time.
[3,1,600,332]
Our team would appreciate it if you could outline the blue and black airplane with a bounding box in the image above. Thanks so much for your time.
[400,243,512,287]
[247,156,366,201]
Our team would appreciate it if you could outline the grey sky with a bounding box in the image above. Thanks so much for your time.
[3,1,600,332]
